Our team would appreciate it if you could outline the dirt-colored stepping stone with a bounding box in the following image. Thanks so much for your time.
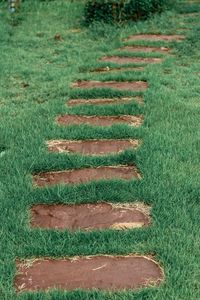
[100,56,162,64]
[31,202,150,230]
[47,139,140,155]
[91,66,144,73]
[72,80,148,91]
[125,34,185,42]
[120,45,170,53]
[57,115,143,127]
[15,255,163,292]
[182,12,199,17]
[67,96,143,106]
[33,165,141,187]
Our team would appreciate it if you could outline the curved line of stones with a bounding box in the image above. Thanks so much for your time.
[16,35,186,291]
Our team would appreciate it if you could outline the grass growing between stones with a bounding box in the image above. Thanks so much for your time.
[0,0,200,299]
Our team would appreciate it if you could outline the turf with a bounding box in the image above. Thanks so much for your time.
[0,0,200,299]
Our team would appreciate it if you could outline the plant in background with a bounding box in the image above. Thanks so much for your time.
[84,0,127,24]
[8,0,21,13]
[84,0,175,25]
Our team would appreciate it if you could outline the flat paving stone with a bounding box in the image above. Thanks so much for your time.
[91,66,144,73]
[33,166,141,187]
[15,255,163,292]
[182,12,200,17]
[67,96,143,106]
[47,139,140,155]
[31,202,150,230]
[57,115,143,127]
[100,56,162,64]
[125,34,185,42]
[120,45,170,53]
[72,80,148,91]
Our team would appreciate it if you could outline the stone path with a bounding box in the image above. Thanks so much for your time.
[15,26,187,292]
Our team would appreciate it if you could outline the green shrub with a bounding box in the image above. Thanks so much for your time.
[84,0,126,25]
[84,0,174,25]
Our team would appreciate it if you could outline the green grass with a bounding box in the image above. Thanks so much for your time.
[0,0,200,299]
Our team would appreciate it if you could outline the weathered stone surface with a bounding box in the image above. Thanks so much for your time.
[100,56,162,64]
[72,80,148,91]
[57,115,143,127]
[33,166,141,187]
[67,96,143,106]
[91,66,144,73]
[120,46,170,53]
[15,255,164,292]
[125,34,185,42]
[31,202,150,230]
[47,139,140,155]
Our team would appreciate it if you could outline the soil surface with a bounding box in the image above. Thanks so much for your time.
[31,203,150,230]
[47,139,140,155]
[125,34,185,41]
[57,115,143,127]
[72,80,148,91]
[15,255,163,292]
[33,165,141,187]
[67,96,143,106]
[100,56,162,64]
[120,46,170,53]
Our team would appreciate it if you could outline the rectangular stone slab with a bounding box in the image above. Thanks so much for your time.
[72,80,148,91]
[100,56,162,64]
[67,96,143,106]
[120,46,170,53]
[47,139,140,155]
[15,255,163,292]
[31,203,150,230]
[33,166,141,187]
[125,34,185,42]
[91,66,144,73]
[57,115,143,127]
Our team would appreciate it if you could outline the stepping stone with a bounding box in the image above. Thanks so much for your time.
[67,96,143,106]
[57,114,143,127]
[15,255,163,292]
[31,202,150,230]
[47,139,140,155]
[33,165,141,187]
[91,66,144,73]
[72,80,148,91]
[124,34,185,42]
[100,56,163,64]
[182,12,199,16]
[120,45,170,53]
[0,150,6,158]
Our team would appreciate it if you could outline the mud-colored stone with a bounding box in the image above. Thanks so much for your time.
[120,46,170,53]
[72,80,148,91]
[125,34,185,42]
[57,115,143,127]
[15,255,164,292]
[47,139,140,155]
[31,202,150,230]
[91,66,144,73]
[33,165,141,187]
[67,96,143,106]
[100,56,162,64]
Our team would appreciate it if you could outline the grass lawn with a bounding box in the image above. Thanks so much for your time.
[0,0,200,299]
